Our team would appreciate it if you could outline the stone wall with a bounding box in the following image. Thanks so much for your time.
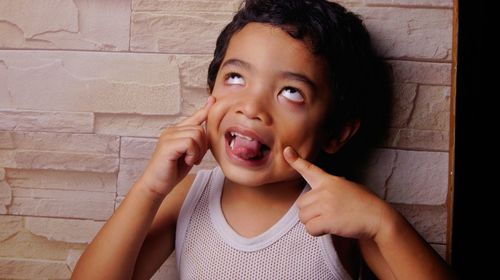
[0,0,453,278]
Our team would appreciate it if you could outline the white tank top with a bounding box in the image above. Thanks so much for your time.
[175,167,352,279]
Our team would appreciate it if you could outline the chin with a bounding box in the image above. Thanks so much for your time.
[217,158,300,188]
[218,163,272,187]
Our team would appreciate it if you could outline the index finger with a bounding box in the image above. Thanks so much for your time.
[283,146,326,188]
[178,96,215,126]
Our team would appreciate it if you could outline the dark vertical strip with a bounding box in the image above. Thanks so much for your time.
[451,0,483,277]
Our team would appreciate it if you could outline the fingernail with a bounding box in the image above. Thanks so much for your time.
[284,146,298,160]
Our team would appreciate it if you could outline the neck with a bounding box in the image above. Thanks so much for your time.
[222,178,305,208]
[220,177,306,238]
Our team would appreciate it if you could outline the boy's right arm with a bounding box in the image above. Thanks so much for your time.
[71,97,215,280]
[131,173,194,278]
[71,177,180,280]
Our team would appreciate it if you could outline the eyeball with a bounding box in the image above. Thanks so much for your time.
[280,87,304,103]
[226,73,245,86]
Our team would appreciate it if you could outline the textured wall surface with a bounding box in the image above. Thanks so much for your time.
[0,0,453,278]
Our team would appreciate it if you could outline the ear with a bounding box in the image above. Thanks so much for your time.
[322,120,361,154]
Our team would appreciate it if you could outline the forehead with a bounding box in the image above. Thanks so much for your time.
[223,22,330,88]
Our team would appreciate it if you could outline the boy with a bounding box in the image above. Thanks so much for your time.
[72,0,454,279]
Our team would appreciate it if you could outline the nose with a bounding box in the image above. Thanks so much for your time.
[234,91,272,125]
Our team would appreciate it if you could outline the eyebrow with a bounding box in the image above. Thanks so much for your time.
[221,58,318,91]
[221,58,252,71]
[280,71,318,92]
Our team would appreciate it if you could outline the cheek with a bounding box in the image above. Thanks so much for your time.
[206,97,234,140]
[277,119,323,160]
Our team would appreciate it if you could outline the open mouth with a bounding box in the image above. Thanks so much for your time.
[225,130,271,163]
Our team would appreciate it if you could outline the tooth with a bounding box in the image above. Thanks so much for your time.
[234,132,253,141]
[230,138,235,149]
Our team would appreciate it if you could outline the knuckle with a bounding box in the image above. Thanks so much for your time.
[160,127,173,137]
[303,161,313,171]
[298,212,306,223]
[305,223,318,236]
[195,126,205,139]
[186,137,197,147]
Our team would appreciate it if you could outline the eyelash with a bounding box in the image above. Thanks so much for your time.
[223,72,305,103]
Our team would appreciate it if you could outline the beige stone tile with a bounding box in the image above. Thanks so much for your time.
[25,217,104,244]
[361,148,449,205]
[385,84,451,151]
[130,12,233,54]
[353,7,452,60]
[0,215,23,242]
[121,137,157,160]
[132,0,240,12]
[386,149,449,205]
[8,188,115,220]
[0,50,181,115]
[177,55,212,113]
[0,150,119,173]
[0,131,119,154]
[0,110,94,133]
[0,0,131,51]
[393,203,447,244]
[384,128,449,151]
[409,85,451,131]
[5,169,116,193]
[66,249,85,272]
[115,195,125,210]
[182,87,212,116]
[365,0,453,7]
[117,158,150,196]
[357,149,396,198]
[390,83,418,128]
[177,55,212,89]
[0,257,72,279]
[389,60,452,85]
[0,178,12,214]
[95,114,183,137]
[0,229,84,260]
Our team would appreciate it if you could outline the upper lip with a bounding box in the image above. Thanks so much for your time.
[225,126,273,148]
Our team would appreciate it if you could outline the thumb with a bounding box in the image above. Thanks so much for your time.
[283,146,326,188]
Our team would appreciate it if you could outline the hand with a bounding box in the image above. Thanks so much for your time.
[283,146,387,239]
[138,96,215,196]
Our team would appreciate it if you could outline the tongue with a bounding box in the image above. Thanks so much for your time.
[232,136,262,159]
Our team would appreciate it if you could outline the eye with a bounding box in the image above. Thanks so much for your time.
[225,73,245,86]
[280,87,304,103]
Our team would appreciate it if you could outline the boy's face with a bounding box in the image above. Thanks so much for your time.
[207,22,332,187]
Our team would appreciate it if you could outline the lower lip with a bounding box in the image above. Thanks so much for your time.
[224,137,270,168]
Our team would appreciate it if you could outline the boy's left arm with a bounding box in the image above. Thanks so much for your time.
[357,209,453,280]
[283,147,454,280]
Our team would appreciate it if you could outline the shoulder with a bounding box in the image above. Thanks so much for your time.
[156,167,219,224]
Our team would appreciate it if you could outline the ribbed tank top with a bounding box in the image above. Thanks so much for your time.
[175,167,351,279]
